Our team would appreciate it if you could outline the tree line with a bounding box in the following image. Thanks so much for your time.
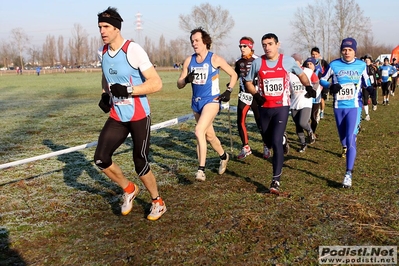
[289,0,394,61]
[0,1,395,70]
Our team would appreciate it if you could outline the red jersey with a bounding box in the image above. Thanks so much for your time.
[257,54,291,108]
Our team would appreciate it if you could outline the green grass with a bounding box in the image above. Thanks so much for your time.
[1,71,398,265]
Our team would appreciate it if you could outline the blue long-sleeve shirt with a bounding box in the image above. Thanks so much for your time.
[320,58,370,108]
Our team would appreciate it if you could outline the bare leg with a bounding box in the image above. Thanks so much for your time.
[194,103,224,167]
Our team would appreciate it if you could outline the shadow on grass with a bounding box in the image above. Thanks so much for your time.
[0,226,26,265]
[120,135,195,185]
[42,139,123,215]
[226,169,269,193]
[283,160,343,188]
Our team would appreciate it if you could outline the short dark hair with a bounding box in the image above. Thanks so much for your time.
[261,33,278,43]
[190,27,212,50]
[311,47,320,54]
[98,7,124,29]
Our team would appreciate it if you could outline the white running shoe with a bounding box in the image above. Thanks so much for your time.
[218,153,229,175]
[342,172,352,188]
[372,105,377,111]
[364,114,370,121]
[269,180,280,195]
[121,183,140,216]
[147,200,167,221]
[263,145,271,159]
[195,170,206,181]
[237,145,252,160]
[309,132,316,144]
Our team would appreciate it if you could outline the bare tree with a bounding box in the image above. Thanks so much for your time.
[142,36,155,63]
[169,37,192,65]
[289,4,319,55]
[27,45,42,66]
[158,35,168,66]
[179,3,235,51]
[333,0,368,43]
[10,28,29,69]
[290,0,370,60]
[70,23,89,66]
[57,36,65,66]
[0,41,15,68]
[90,36,103,64]
[316,0,334,62]
[42,35,57,66]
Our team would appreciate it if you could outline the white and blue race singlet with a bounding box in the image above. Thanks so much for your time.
[320,58,370,109]
[379,64,396,83]
[101,40,151,122]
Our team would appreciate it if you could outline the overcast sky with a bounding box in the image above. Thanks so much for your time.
[1,0,398,61]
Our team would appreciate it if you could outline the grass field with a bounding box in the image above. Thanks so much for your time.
[1,71,398,265]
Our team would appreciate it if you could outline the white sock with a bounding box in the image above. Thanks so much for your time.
[364,105,369,115]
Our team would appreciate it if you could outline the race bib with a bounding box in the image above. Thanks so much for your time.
[109,82,133,105]
[239,92,253,105]
[381,70,389,77]
[369,75,374,84]
[192,65,209,85]
[336,83,356,101]
[291,81,305,94]
[263,78,284,96]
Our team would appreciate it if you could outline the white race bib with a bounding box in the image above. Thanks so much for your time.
[192,65,208,85]
[263,78,284,96]
[239,92,253,105]
[382,70,389,77]
[336,83,356,101]
[291,81,305,94]
[369,75,374,84]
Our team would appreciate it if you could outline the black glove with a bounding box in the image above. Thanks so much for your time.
[253,93,266,106]
[329,83,342,94]
[304,85,316,98]
[98,92,111,113]
[184,70,195,83]
[110,83,131,98]
[218,90,231,102]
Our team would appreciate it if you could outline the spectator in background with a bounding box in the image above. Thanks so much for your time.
[290,54,318,153]
[362,55,378,118]
[36,66,41,76]
[379,57,397,104]
[391,58,398,96]
[304,57,323,136]
[311,47,329,118]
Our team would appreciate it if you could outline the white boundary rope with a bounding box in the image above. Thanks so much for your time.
[0,103,253,170]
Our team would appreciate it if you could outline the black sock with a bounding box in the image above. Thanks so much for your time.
[198,166,205,171]
[219,152,227,160]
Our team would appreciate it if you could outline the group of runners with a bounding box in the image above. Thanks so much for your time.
[231,36,398,191]
[94,6,398,221]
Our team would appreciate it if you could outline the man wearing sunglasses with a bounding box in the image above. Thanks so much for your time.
[234,37,267,160]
